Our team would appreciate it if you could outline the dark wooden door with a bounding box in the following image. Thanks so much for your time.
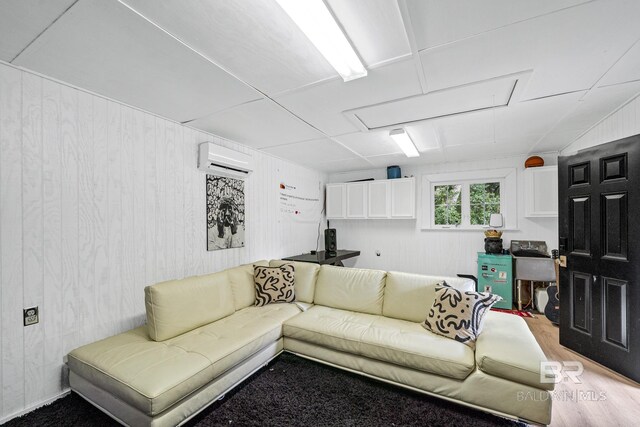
[558,134,640,382]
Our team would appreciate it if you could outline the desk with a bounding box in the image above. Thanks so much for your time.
[282,250,360,266]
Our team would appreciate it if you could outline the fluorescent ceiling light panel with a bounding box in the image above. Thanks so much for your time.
[389,129,420,158]
[275,0,367,82]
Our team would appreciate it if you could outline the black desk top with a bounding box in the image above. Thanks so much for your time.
[282,250,360,265]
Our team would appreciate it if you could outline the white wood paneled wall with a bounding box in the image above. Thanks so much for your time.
[328,155,558,276]
[562,92,640,154]
[0,62,326,422]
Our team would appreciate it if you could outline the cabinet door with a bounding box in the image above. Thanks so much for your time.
[368,181,390,218]
[391,178,416,218]
[326,184,346,219]
[525,166,558,217]
[346,182,367,218]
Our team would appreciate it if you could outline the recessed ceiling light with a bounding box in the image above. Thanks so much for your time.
[275,0,367,82]
[389,129,420,158]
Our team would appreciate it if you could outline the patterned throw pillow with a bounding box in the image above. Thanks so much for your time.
[422,283,502,347]
[254,264,295,307]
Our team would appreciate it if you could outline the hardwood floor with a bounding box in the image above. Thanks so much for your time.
[524,314,640,426]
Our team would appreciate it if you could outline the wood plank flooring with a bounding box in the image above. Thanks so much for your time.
[524,315,640,426]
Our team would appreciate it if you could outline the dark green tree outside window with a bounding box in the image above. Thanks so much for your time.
[470,182,500,225]
[434,184,462,225]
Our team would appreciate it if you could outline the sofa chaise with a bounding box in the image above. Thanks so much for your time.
[66,260,553,426]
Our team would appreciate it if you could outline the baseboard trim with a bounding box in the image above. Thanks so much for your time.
[0,389,71,424]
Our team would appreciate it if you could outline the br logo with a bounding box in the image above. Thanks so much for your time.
[540,361,584,384]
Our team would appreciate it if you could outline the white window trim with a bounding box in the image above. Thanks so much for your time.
[421,168,517,230]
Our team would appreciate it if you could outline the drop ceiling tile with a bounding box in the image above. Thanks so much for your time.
[350,75,516,130]
[314,157,373,173]
[431,90,584,148]
[276,58,423,136]
[365,151,446,168]
[535,80,640,152]
[0,0,76,62]
[262,138,360,167]
[121,0,336,95]
[334,131,402,157]
[327,0,411,67]
[407,0,589,50]
[419,1,640,100]
[598,41,640,87]
[443,142,524,163]
[405,122,441,151]
[13,0,261,123]
[187,99,322,149]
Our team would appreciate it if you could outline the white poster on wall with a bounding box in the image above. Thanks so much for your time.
[279,179,322,223]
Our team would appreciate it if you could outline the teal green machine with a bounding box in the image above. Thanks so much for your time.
[477,253,513,309]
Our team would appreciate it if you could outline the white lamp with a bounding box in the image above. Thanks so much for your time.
[489,213,503,228]
[389,129,420,158]
[275,0,367,82]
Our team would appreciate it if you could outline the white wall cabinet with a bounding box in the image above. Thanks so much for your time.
[327,178,415,219]
[390,178,416,218]
[368,180,390,218]
[524,166,558,217]
[346,182,367,218]
[326,183,346,218]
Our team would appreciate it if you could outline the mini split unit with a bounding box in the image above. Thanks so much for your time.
[198,142,254,179]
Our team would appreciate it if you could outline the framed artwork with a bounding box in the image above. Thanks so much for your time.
[206,175,245,251]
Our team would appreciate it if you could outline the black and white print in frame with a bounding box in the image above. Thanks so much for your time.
[206,175,245,251]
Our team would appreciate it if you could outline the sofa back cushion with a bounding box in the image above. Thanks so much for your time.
[314,265,386,315]
[145,271,234,341]
[228,260,269,310]
[269,260,319,304]
[383,271,475,323]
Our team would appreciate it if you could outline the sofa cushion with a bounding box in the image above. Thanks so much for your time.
[314,265,386,315]
[145,271,235,341]
[476,311,554,391]
[228,260,269,311]
[254,264,295,306]
[383,272,475,323]
[269,260,319,304]
[422,284,502,348]
[68,304,301,416]
[283,305,475,380]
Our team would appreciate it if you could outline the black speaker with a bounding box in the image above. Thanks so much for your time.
[324,228,337,256]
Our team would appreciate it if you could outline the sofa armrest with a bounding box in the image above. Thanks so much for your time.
[476,311,555,391]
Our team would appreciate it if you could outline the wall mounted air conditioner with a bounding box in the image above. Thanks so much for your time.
[198,142,253,179]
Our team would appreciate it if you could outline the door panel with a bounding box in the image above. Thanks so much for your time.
[601,193,628,261]
[569,196,591,256]
[600,154,627,182]
[559,133,640,382]
[570,162,590,186]
[603,277,628,349]
[570,272,591,334]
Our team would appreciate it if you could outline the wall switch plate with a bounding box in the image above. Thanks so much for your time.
[559,255,567,267]
[23,306,39,326]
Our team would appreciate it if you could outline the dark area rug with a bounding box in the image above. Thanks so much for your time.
[3,353,526,427]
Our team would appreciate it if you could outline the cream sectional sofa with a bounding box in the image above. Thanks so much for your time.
[67,260,553,426]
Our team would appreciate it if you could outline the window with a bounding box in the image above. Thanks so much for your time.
[470,182,500,225]
[421,168,517,230]
[434,184,461,225]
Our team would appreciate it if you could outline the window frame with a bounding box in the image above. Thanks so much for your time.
[421,168,517,230]
[431,179,504,229]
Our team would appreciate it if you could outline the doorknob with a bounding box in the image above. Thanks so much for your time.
[559,237,568,252]
[593,275,598,283]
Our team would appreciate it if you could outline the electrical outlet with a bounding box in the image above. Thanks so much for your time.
[23,306,39,326]
[559,255,567,268]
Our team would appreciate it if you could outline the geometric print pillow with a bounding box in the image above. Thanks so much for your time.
[254,264,295,307]
[422,283,502,348]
